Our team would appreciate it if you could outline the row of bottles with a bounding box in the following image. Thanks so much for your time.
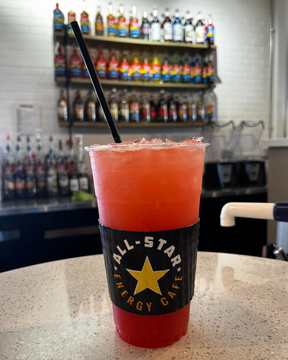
[2,134,89,200]
[55,47,215,84]
[54,3,214,44]
[58,88,217,123]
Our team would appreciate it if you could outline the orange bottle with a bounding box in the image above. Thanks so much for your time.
[107,52,119,79]
[94,51,107,79]
[131,53,141,82]
[69,48,82,78]
[151,54,161,83]
[107,2,116,37]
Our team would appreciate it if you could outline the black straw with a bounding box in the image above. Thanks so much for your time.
[71,21,122,143]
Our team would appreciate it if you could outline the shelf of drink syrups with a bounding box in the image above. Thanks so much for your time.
[56,78,215,90]
[59,120,207,128]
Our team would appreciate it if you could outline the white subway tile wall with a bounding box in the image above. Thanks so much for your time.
[0,0,270,148]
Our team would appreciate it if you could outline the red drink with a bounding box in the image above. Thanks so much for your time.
[87,139,207,348]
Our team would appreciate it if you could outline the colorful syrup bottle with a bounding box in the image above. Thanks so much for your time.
[119,53,129,81]
[94,50,107,79]
[184,10,194,43]
[141,54,151,82]
[194,11,205,44]
[129,91,140,122]
[190,60,195,83]
[171,56,182,83]
[129,5,140,38]
[182,55,191,83]
[161,8,172,42]
[131,53,141,81]
[202,57,208,83]
[173,9,183,42]
[80,9,91,34]
[107,52,119,79]
[95,6,104,36]
[141,10,150,40]
[54,46,66,78]
[69,48,82,78]
[205,14,214,45]
[194,57,202,84]
[53,3,64,32]
[151,54,161,83]
[150,6,161,41]
[161,56,171,83]
[107,3,116,37]
[207,55,215,83]
[117,4,128,37]
[67,10,76,35]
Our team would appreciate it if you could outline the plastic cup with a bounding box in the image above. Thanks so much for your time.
[86,139,207,348]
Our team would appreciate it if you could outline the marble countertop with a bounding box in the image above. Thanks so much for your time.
[0,253,287,359]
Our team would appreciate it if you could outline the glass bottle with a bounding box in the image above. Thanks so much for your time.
[131,53,141,82]
[141,54,151,82]
[194,57,202,84]
[141,11,150,40]
[54,46,66,78]
[157,90,168,122]
[129,91,139,122]
[94,50,107,79]
[46,136,58,198]
[184,10,194,43]
[58,90,68,122]
[150,96,157,121]
[202,57,208,84]
[207,54,215,83]
[109,88,119,121]
[161,56,171,83]
[107,2,116,37]
[173,9,183,42]
[190,60,195,83]
[171,55,182,83]
[3,135,15,200]
[194,11,205,44]
[69,48,82,79]
[80,9,91,35]
[14,137,25,199]
[187,94,197,121]
[75,135,89,192]
[56,140,69,196]
[107,52,119,79]
[84,91,96,121]
[67,10,76,35]
[168,95,177,122]
[119,88,129,121]
[204,89,216,123]
[117,4,128,37]
[97,101,106,122]
[95,6,104,36]
[35,134,46,198]
[196,92,206,121]
[182,54,191,83]
[150,6,161,41]
[24,136,36,198]
[119,53,129,81]
[53,3,64,32]
[178,95,188,122]
[205,14,214,45]
[151,54,161,83]
[129,5,140,38]
[161,8,172,42]
[67,142,79,194]
[141,92,151,122]
[73,91,84,122]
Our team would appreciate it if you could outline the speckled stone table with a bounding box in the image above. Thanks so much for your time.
[1,253,288,360]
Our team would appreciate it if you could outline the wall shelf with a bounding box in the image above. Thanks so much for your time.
[55,32,217,51]
[59,121,206,128]
[56,77,214,90]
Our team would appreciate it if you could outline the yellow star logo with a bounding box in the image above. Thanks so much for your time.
[126,257,170,296]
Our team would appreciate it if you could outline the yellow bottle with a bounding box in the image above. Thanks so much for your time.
[151,54,161,83]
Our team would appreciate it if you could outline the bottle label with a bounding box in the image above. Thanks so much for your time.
[59,176,69,188]
[120,104,129,121]
[79,177,89,190]
[207,66,214,82]
[47,174,57,191]
[87,103,96,121]
[55,55,66,76]
[163,22,172,41]
[3,176,14,191]
[70,57,82,77]
[70,178,79,192]
[173,23,182,41]
[206,25,214,42]
[182,64,191,82]
[129,102,139,121]
[131,63,141,80]
[151,63,161,81]
[185,24,194,42]
[161,64,171,82]
[58,103,68,120]
[96,59,107,78]
[142,23,150,36]
[172,64,181,82]
[141,63,151,80]
[169,104,177,120]
[141,103,150,121]
[202,67,208,83]
[99,221,200,316]
[67,12,76,32]
[150,23,161,41]
[206,104,215,121]
[194,65,202,83]
[118,18,127,36]
[110,103,118,121]
[108,60,119,79]
[54,10,64,31]
[75,104,84,121]
[107,17,116,36]
[119,61,129,80]
[130,19,140,37]
[80,13,90,34]
[195,25,205,43]
[15,178,25,191]
[96,20,104,32]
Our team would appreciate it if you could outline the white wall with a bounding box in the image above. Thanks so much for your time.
[0,0,270,149]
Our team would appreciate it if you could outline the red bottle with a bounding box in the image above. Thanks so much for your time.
[107,53,119,79]
[94,51,107,79]
[69,48,82,78]
[54,46,66,78]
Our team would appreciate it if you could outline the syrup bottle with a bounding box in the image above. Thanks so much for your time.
[129,5,140,38]
[173,9,183,42]
[119,53,129,81]
[109,88,119,121]
[161,8,172,42]
[95,6,104,36]
[184,10,194,43]
[84,91,96,121]
[151,54,161,83]
[150,6,161,41]
[107,52,119,79]
[129,91,140,122]
[195,11,205,44]
[80,9,91,35]
[161,56,171,83]
[53,3,64,32]
[141,10,150,40]
[141,54,151,82]
[67,10,76,35]
[54,46,66,78]
[206,14,215,45]
[117,4,128,37]
[131,53,141,82]
[94,50,107,79]
[107,3,116,37]
[69,48,82,78]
